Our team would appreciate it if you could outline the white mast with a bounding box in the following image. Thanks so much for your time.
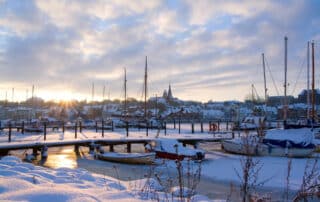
[307,42,310,120]
[283,36,288,127]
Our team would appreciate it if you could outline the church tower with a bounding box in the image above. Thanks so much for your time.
[167,84,173,99]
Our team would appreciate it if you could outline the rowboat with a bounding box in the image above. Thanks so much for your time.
[96,152,156,164]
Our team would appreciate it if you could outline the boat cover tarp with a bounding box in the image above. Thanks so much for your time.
[263,128,315,148]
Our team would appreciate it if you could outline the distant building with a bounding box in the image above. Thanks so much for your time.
[268,96,295,106]
[162,84,174,101]
[297,89,320,105]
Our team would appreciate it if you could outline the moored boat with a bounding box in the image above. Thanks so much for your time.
[96,152,156,164]
[146,138,205,160]
[222,128,316,157]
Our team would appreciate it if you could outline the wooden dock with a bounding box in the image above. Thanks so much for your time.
[0,135,230,157]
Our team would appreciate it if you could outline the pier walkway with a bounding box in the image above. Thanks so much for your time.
[0,127,232,156]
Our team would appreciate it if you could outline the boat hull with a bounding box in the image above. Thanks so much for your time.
[96,152,155,164]
[222,140,314,157]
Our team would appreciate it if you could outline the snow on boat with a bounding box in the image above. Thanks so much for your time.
[221,136,262,156]
[261,128,316,157]
[96,152,156,164]
[238,116,266,130]
[222,128,316,157]
[146,139,205,160]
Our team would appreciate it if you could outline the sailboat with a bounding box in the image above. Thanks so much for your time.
[222,37,316,157]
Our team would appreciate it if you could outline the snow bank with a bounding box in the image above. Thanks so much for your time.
[0,156,211,202]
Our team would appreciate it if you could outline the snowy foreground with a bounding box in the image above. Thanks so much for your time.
[0,156,211,202]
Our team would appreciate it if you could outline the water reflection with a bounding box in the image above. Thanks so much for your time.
[42,147,77,169]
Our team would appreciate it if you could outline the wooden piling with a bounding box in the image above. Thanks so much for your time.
[164,121,167,135]
[111,121,114,131]
[102,120,104,137]
[62,122,65,133]
[127,143,131,153]
[75,122,78,139]
[8,123,12,142]
[178,118,181,134]
[200,122,203,133]
[191,122,194,133]
[226,121,229,130]
[109,145,114,152]
[146,122,148,137]
[22,121,25,134]
[95,121,98,133]
[79,121,82,133]
[126,121,129,137]
[44,122,47,141]
[173,119,176,129]
[218,121,220,131]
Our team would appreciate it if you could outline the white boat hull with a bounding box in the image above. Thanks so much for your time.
[222,140,314,157]
[96,152,156,164]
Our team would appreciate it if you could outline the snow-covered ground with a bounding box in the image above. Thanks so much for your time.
[0,156,211,201]
[0,127,319,201]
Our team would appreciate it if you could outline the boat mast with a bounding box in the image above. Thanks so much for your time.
[91,82,94,103]
[283,36,288,127]
[311,41,315,122]
[124,68,127,115]
[144,56,148,121]
[262,53,267,107]
[307,42,310,121]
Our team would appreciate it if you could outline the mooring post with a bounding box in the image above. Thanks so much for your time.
[164,121,167,135]
[173,119,176,129]
[44,122,47,141]
[89,142,94,153]
[101,119,104,137]
[74,145,79,153]
[178,118,181,134]
[79,121,82,133]
[62,122,65,133]
[41,146,48,159]
[127,143,131,153]
[111,120,114,131]
[33,147,38,156]
[191,122,194,134]
[95,121,98,133]
[126,121,129,137]
[8,123,12,142]
[109,145,114,152]
[75,121,78,139]
[146,121,149,137]
[22,121,25,134]
[200,121,203,133]
[218,121,220,132]
[226,121,229,130]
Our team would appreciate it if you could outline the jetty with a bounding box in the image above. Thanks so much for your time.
[0,125,232,158]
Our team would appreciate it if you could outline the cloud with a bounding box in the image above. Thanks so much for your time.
[0,0,320,102]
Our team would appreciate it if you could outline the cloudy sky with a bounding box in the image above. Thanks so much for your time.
[0,0,320,102]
